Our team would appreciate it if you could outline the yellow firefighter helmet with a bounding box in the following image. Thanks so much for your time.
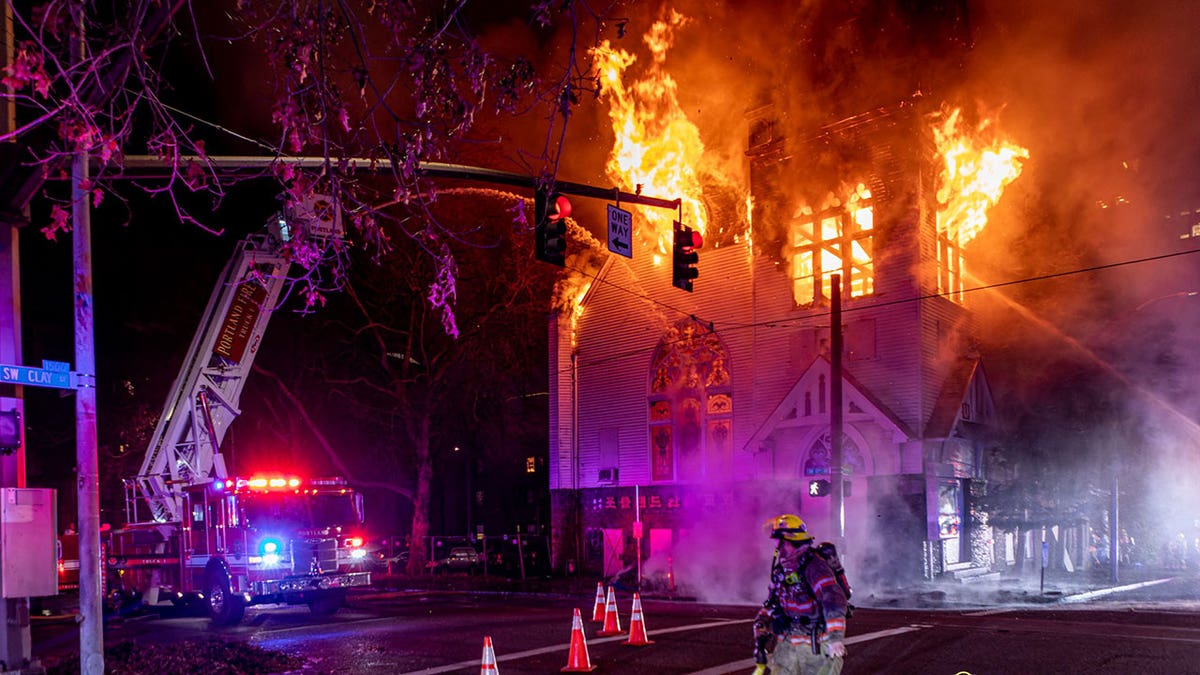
[767,514,813,542]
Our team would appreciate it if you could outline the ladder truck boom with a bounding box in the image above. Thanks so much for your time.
[135,232,289,523]
[109,202,370,627]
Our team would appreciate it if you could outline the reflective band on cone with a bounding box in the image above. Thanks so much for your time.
[626,593,654,646]
[480,636,499,674]
[596,586,624,637]
[591,582,605,622]
[561,608,597,672]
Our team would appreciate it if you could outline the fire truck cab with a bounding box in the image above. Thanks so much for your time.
[109,474,370,624]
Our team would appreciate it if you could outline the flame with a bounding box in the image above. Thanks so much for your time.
[594,10,707,262]
[932,106,1029,245]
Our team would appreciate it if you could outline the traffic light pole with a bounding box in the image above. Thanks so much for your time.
[113,157,684,213]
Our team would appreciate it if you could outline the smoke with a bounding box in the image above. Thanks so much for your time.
[505,1,1200,589]
[958,1,1200,561]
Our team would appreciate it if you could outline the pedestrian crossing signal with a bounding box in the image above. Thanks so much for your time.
[808,478,851,497]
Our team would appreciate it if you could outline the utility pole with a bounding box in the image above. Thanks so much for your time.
[72,7,103,673]
[830,274,845,542]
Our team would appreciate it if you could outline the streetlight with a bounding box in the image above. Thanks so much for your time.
[453,445,472,540]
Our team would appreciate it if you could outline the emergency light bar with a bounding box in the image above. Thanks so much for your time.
[210,475,348,492]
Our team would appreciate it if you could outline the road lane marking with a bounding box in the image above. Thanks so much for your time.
[1059,577,1175,603]
[686,624,930,675]
[400,618,752,674]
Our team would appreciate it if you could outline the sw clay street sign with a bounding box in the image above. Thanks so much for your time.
[0,360,74,390]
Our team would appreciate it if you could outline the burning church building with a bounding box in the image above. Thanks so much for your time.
[545,7,1028,595]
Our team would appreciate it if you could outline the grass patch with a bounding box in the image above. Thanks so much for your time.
[46,639,306,674]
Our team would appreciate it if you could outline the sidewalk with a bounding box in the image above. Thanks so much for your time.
[854,565,1184,610]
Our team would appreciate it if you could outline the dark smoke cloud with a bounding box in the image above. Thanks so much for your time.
[963,1,1200,557]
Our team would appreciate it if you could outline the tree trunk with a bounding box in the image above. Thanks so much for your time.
[406,411,433,575]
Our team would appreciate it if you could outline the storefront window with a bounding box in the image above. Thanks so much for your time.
[937,482,962,538]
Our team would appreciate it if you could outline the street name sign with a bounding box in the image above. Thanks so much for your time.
[607,204,633,259]
[0,360,74,390]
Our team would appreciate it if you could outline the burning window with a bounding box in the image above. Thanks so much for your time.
[789,185,874,307]
[931,106,1029,305]
[936,224,965,304]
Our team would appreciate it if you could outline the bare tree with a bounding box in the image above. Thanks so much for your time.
[248,189,561,573]
[2,0,622,311]
[4,1,627,557]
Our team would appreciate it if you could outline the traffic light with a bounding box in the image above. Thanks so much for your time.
[672,222,702,291]
[535,189,571,266]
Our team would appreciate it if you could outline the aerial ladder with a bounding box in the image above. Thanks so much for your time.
[132,198,338,524]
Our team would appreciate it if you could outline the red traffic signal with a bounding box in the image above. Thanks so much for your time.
[535,190,572,266]
[672,222,702,292]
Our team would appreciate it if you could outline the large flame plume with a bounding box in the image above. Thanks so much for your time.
[593,10,708,263]
[932,106,1029,245]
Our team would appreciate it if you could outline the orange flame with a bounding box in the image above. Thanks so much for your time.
[594,10,707,263]
[932,106,1029,245]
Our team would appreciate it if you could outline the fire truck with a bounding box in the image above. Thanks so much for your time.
[104,201,372,625]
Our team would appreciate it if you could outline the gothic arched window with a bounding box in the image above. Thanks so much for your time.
[647,318,732,482]
[802,432,865,478]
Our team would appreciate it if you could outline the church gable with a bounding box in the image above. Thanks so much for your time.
[927,358,996,439]
[746,357,909,452]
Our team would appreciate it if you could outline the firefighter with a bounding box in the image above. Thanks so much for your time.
[753,514,848,675]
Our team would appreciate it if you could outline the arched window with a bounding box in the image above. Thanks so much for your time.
[648,318,732,482]
[802,432,866,478]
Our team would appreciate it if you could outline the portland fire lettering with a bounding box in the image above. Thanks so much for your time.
[213,281,267,364]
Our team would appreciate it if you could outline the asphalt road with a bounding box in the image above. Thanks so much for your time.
[31,575,1200,673]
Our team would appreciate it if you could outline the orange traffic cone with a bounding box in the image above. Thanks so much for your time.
[561,608,597,672]
[596,586,624,636]
[480,636,499,674]
[591,582,605,622]
[626,593,654,646]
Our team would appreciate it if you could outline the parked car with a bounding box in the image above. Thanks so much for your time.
[371,548,408,574]
[428,547,482,574]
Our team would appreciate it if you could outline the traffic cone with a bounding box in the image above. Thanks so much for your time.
[480,636,499,674]
[625,593,654,646]
[561,608,597,672]
[591,582,605,622]
[596,585,624,636]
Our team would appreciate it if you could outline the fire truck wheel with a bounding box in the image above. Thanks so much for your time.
[308,590,345,616]
[206,570,246,626]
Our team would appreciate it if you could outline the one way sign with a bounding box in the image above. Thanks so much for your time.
[607,204,632,259]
